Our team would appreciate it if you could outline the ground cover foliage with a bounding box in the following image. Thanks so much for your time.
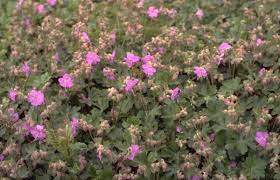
[0,0,280,179]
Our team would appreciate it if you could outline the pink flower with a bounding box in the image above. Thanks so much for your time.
[176,126,182,133]
[0,154,4,161]
[209,133,216,142]
[142,54,155,63]
[124,52,140,68]
[81,32,90,43]
[97,145,103,161]
[110,32,116,44]
[20,121,33,136]
[142,63,156,77]
[47,0,57,6]
[85,52,101,65]
[27,90,45,106]
[106,50,116,64]
[147,6,159,19]
[53,52,59,63]
[16,0,25,10]
[8,89,17,102]
[170,87,181,100]
[137,0,145,8]
[24,18,31,29]
[8,108,19,122]
[103,68,116,80]
[195,8,204,19]
[194,66,207,78]
[36,4,45,14]
[255,131,269,148]
[256,38,265,47]
[128,144,140,160]
[59,73,73,88]
[259,68,266,77]
[71,118,79,137]
[218,42,232,54]
[191,175,201,180]
[125,78,139,92]
[166,8,177,18]
[20,62,31,76]
[229,161,237,168]
[158,47,165,54]
[30,125,46,141]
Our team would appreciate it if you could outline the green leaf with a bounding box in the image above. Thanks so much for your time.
[96,97,109,112]
[242,155,267,179]
[16,166,29,178]
[96,168,113,180]
[126,116,141,126]
[28,73,51,88]
[147,152,158,163]
[118,97,133,114]
[155,71,172,84]
[220,78,241,94]
[35,174,50,180]
[70,142,88,152]
[237,139,248,155]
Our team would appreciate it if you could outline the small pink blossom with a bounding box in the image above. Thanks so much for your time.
[20,121,33,136]
[125,78,139,92]
[158,47,165,54]
[47,0,57,6]
[229,161,237,168]
[194,66,208,78]
[8,108,19,122]
[53,52,59,63]
[137,0,145,8]
[124,52,140,68]
[218,42,232,54]
[97,145,103,161]
[106,50,116,64]
[128,144,140,160]
[8,89,18,102]
[81,32,90,43]
[142,54,155,63]
[256,38,265,47]
[200,141,206,150]
[85,52,101,65]
[166,8,177,18]
[255,131,269,148]
[0,154,4,161]
[110,32,116,44]
[170,87,181,100]
[59,73,73,88]
[216,42,232,65]
[16,0,25,10]
[20,62,31,76]
[209,133,216,142]
[71,118,79,137]
[215,53,225,65]
[191,175,201,180]
[103,68,116,80]
[195,8,204,19]
[30,125,46,141]
[24,18,31,29]
[36,4,45,14]
[142,63,156,77]
[27,90,45,106]
[147,6,159,19]
[97,151,102,161]
[176,126,182,133]
[259,68,266,77]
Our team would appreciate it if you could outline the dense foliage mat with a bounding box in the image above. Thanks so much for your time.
[0,0,279,179]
